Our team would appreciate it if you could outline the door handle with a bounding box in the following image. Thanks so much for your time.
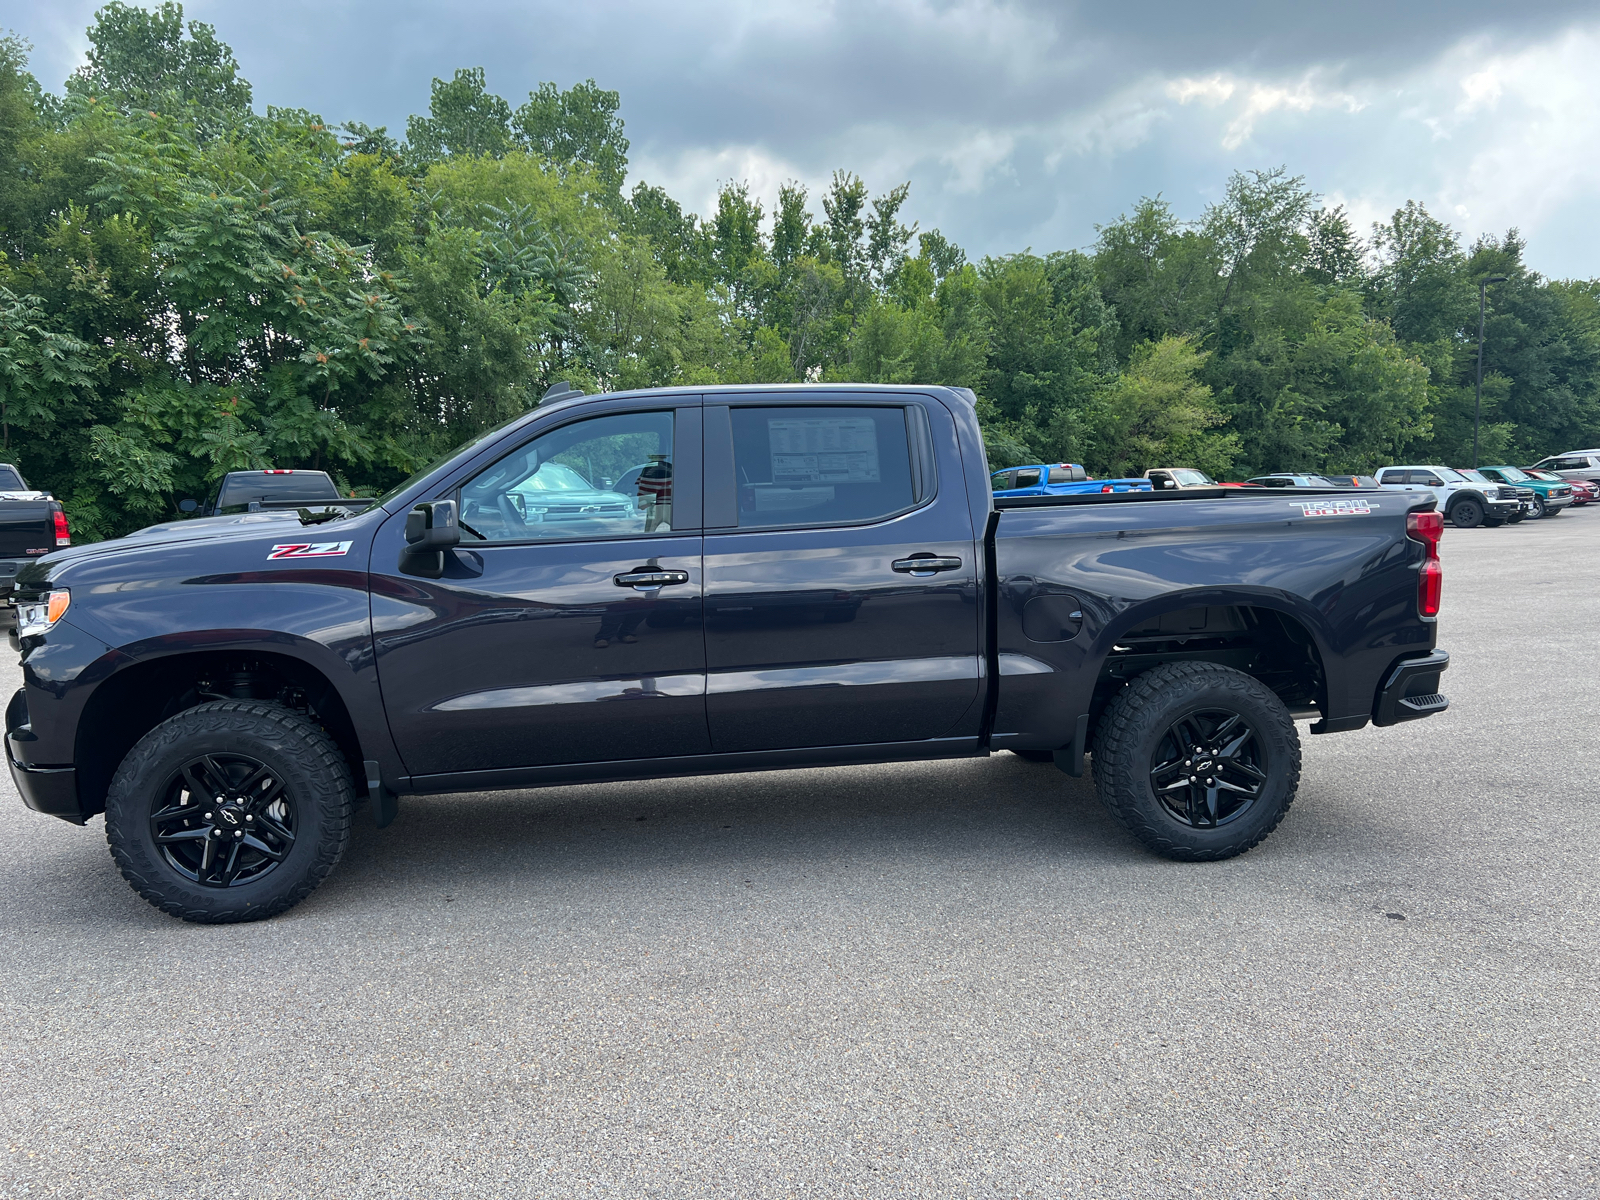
[614,569,689,591]
[891,555,962,577]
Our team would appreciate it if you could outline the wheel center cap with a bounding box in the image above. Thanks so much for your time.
[216,805,243,827]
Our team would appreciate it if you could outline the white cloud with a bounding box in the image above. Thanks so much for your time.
[1168,70,1363,149]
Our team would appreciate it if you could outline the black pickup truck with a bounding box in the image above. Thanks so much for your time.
[0,462,70,606]
[6,385,1450,922]
[180,468,375,517]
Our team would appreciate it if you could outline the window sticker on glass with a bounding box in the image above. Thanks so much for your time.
[768,417,881,484]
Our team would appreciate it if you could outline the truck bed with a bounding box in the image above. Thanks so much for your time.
[987,482,1437,759]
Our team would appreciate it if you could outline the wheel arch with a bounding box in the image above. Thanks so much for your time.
[73,648,369,819]
[1085,592,1331,733]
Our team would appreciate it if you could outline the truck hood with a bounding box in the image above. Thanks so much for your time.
[17,510,371,587]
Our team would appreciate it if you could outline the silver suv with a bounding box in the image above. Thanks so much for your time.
[1375,465,1521,529]
[1529,451,1600,487]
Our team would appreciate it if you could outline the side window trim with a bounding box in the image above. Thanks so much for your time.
[707,401,932,533]
[905,401,937,504]
[703,404,737,529]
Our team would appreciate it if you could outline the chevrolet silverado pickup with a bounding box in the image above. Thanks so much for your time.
[6,384,1450,922]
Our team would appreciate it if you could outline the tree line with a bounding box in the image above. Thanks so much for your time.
[1,3,1596,539]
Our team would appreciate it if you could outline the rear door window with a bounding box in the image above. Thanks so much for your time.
[1013,467,1042,488]
[730,405,916,529]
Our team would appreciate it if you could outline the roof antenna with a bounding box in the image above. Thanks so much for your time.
[541,381,583,405]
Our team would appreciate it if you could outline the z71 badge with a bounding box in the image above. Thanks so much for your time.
[1294,499,1373,517]
[267,541,354,559]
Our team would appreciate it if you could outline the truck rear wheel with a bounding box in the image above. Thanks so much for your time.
[105,701,353,923]
[1091,662,1301,861]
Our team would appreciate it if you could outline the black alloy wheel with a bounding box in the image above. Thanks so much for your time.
[1091,661,1301,861]
[149,752,296,887]
[1450,499,1483,529]
[106,701,352,922]
[1147,709,1267,828]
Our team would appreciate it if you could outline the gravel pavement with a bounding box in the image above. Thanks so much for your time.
[1,510,1597,1198]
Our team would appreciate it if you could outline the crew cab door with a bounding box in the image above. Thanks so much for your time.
[370,401,708,779]
[699,395,981,753]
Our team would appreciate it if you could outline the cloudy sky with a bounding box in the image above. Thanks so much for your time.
[12,1,1600,276]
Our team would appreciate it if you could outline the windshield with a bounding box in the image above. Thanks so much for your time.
[1495,466,1531,482]
[1172,469,1214,486]
[1456,469,1489,483]
[368,410,535,509]
[517,462,593,491]
[1523,468,1560,480]
[1436,468,1467,483]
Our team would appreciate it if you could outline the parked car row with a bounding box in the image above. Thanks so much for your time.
[989,450,1600,531]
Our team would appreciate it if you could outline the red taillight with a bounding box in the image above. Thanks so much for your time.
[53,508,70,547]
[1101,484,1113,493]
[1407,510,1442,616]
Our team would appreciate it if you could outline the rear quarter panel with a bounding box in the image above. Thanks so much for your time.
[991,494,1436,744]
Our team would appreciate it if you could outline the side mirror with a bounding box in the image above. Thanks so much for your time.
[178,499,198,514]
[405,499,460,549]
[401,499,460,579]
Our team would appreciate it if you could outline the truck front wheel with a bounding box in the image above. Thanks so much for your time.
[1091,662,1301,861]
[105,701,353,923]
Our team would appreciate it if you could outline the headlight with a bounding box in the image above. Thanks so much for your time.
[16,590,70,638]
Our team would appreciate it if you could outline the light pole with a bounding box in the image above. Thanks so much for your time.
[1474,274,1508,468]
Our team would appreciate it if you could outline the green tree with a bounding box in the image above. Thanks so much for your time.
[1086,337,1238,477]
[67,2,251,117]
[513,79,629,197]
[406,68,513,165]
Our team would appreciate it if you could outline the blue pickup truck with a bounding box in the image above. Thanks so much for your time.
[991,462,1152,496]
[7,384,1449,922]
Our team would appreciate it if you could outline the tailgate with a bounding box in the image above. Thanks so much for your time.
[0,501,57,559]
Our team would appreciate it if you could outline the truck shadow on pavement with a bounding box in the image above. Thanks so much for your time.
[320,753,1150,907]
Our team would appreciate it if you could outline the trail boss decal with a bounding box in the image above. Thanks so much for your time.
[1294,499,1373,517]
[267,540,353,559]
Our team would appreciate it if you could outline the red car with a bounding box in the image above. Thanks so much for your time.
[1526,468,1592,505]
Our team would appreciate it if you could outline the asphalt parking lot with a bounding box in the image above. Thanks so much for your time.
[2,510,1597,1199]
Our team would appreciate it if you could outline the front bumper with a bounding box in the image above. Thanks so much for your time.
[0,558,30,603]
[5,688,82,823]
[1484,499,1520,518]
[1372,649,1450,727]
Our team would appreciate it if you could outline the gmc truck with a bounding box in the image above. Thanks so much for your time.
[0,462,71,606]
[5,385,1450,923]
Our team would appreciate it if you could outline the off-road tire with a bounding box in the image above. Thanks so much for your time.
[105,701,353,923]
[1449,499,1483,529]
[1091,661,1301,862]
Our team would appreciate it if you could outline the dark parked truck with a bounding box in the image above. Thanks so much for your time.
[6,385,1451,922]
[181,468,375,517]
[0,462,70,605]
